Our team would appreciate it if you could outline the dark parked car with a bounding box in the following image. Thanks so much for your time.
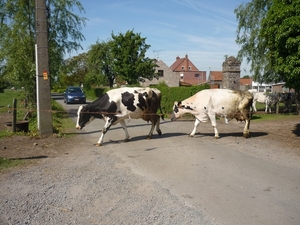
[64,86,86,104]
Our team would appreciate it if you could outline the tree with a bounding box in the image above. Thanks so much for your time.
[87,40,115,88]
[234,0,273,83]
[260,0,300,114]
[60,53,88,87]
[110,30,157,85]
[0,0,86,102]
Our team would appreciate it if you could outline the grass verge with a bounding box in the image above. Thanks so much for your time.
[0,157,25,172]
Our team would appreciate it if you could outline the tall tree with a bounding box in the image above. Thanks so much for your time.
[87,40,115,88]
[60,53,88,87]
[234,0,273,83]
[110,30,157,85]
[260,0,300,114]
[0,0,86,102]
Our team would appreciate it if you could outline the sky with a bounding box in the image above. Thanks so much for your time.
[70,0,250,76]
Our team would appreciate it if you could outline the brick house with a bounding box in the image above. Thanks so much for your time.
[170,54,206,86]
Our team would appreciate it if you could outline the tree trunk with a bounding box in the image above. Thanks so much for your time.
[295,89,300,115]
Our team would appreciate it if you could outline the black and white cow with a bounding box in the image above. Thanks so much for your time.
[76,87,164,146]
[171,89,253,138]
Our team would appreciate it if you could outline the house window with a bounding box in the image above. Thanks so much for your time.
[181,66,184,70]
[195,74,199,77]
[189,66,192,70]
[158,70,164,77]
[180,73,184,79]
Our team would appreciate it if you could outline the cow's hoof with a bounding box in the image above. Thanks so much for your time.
[124,139,130,142]
[147,136,152,140]
[243,134,249,138]
[214,136,220,139]
[157,130,162,136]
[95,143,101,147]
[188,134,194,137]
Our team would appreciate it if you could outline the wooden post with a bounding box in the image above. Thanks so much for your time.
[12,98,17,132]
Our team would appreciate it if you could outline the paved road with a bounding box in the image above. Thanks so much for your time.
[53,93,300,225]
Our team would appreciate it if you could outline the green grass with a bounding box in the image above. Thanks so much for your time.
[252,112,299,122]
[0,89,27,120]
[0,157,25,171]
[51,100,76,136]
[253,102,298,122]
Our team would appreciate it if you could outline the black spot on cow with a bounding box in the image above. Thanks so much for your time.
[141,91,149,98]
[174,105,179,113]
[93,93,118,114]
[185,106,193,110]
[106,101,118,116]
[121,91,136,112]
[137,93,147,110]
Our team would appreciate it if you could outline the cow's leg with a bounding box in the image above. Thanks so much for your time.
[119,120,130,142]
[243,119,250,138]
[155,115,162,136]
[147,122,155,139]
[241,110,251,138]
[265,99,271,113]
[147,115,162,139]
[208,115,220,138]
[146,117,156,139]
[96,133,105,147]
[96,116,116,146]
[252,101,257,112]
[189,119,200,137]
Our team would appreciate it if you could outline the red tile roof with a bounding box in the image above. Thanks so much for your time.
[170,54,199,71]
[240,78,252,85]
[210,71,222,81]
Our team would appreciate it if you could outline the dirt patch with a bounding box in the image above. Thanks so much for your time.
[0,112,78,160]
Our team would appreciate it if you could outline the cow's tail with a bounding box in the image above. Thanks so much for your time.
[159,105,164,121]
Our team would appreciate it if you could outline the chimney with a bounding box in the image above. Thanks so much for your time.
[185,54,188,71]
[176,56,180,60]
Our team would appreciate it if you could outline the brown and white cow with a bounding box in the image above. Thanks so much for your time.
[171,89,253,138]
[76,87,164,146]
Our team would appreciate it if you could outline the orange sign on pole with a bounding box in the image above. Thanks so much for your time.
[43,70,48,80]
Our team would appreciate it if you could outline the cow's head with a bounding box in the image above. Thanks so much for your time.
[76,105,95,130]
[171,101,195,121]
[171,101,184,121]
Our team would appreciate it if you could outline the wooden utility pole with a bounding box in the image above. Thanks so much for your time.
[35,0,53,135]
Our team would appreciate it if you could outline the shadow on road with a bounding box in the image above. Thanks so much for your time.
[292,123,300,137]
